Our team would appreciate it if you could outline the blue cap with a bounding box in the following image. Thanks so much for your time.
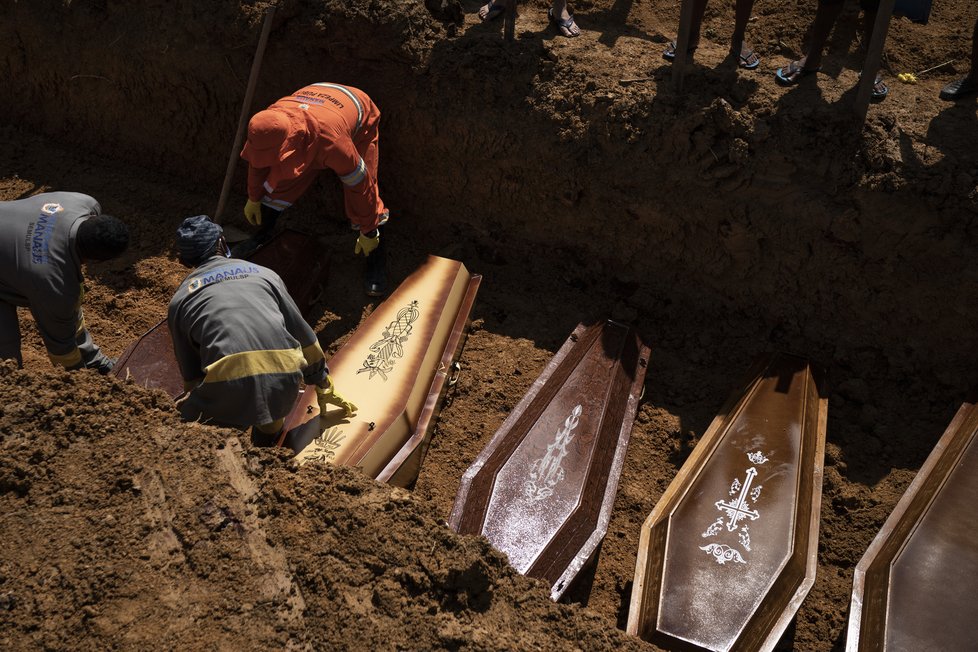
[176,215,223,265]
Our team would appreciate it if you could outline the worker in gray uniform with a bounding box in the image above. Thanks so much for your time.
[168,215,357,441]
[0,191,129,373]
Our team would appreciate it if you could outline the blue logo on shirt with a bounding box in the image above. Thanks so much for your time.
[187,264,262,293]
[31,203,64,264]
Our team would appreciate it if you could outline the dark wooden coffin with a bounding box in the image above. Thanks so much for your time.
[247,228,328,316]
[627,353,827,652]
[448,320,650,600]
[112,228,328,398]
[284,255,481,488]
[846,397,978,652]
[111,318,183,397]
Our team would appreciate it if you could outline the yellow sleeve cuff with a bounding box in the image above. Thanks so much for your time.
[302,341,325,366]
[48,347,83,369]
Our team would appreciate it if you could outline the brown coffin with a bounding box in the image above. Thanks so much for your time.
[112,228,328,398]
[627,353,827,652]
[112,318,183,397]
[846,398,978,652]
[284,255,481,488]
[448,320,650,600]
[247,228,328,317]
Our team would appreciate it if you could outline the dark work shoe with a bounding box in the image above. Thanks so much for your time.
[231,237,260,259]
[364,236,388,297]
[940,76,978,101]
[364,257,388,296]
[231,206,281,258]
[230,227,274,259]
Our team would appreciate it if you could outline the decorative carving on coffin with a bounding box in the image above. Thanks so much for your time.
[449,320,650,600]
[627,352,827,652]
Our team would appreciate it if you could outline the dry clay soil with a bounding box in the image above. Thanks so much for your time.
[3,0,978,650]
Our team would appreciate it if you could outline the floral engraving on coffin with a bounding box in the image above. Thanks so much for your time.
[748,450,769,465]
[702,518,724,538]
[306,427,346,463]
[523,405,583,503]
[699,543,747,565]
[357,301,420,381]
[700,452,769,565]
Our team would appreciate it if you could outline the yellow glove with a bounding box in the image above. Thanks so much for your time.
[244,200,263,226]
[316,375,358,418]
[354,229,380,257]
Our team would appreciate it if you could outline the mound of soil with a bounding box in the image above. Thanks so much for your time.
[2,0,978,650]
[0,364,645,650]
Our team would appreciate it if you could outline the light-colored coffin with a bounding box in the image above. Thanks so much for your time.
[287,255,480,487]
[846,397,978,652]
[627,353,827,652]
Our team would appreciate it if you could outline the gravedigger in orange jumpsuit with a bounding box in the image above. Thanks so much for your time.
[234,82,389,296]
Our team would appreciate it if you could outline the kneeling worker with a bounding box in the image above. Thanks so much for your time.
[168,215,357,440]
[0,191,129,373]
[234,82,390,297]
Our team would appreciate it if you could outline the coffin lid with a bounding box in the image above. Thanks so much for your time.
[846,396,978,652]
[627,352,827,652]
[449,320,650,599]
[285,255,480,488]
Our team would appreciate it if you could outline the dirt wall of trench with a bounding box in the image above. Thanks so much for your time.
[3,0,978,389]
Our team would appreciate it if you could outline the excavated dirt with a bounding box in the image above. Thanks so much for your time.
[2,0,978,649]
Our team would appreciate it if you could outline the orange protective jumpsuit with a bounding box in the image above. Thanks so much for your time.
[240,83,387,233]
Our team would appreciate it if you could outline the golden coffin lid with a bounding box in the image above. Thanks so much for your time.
[284,255,481,487]
[448,320,650,600]
[627,352,827,652]
[846,397,978,652]
[112,228,328,398]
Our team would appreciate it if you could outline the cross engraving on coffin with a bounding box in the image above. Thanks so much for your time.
[715,467,760,531]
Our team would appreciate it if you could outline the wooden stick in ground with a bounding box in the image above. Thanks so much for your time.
[853,0,895,124]
[671,0,697,91]
[915,59,955,76]
[214,4,277,224]
[504,0,517,42]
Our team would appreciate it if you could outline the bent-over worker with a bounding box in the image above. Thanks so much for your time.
[0,191,129,373]
[169,215,357,441]
[233,82,390,297]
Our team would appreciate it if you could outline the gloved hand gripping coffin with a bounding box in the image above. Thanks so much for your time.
[281,255,480,488]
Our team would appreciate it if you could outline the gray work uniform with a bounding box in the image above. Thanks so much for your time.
[167,255,328,428]
[0,192,113,371]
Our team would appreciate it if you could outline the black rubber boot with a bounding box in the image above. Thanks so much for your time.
[231,205,281,258]
[363,226,388,297]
